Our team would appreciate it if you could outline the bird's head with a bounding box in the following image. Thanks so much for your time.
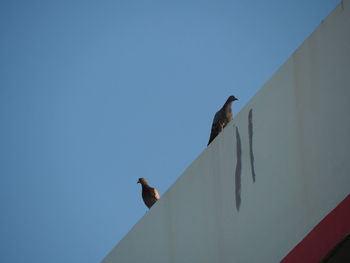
[227,95,238,102]
[137,178,147,185]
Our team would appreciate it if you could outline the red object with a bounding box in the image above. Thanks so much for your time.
[281,194,350,263]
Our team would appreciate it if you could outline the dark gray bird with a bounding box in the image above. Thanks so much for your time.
[137,178,160,209]
[207,95,238,146]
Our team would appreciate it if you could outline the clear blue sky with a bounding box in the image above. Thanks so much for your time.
[0,0,339,262]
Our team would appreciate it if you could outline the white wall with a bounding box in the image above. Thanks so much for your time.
[102,1,350,262]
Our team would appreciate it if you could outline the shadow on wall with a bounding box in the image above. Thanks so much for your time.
[235,126,242,210]
[234,108,256,211]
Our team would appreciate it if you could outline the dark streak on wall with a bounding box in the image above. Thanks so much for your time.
[248,109,256,182]
[235,127,242,211]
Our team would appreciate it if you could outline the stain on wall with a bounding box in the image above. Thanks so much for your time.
[235,126,242,210]
[248,109,256,182]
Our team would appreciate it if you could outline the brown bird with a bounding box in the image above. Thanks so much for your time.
[207,95,238,146]
[137,178,160,209]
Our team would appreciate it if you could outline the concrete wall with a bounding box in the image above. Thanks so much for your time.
[102,1,350,262]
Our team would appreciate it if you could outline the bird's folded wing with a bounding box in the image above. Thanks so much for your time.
[212,111,221,128]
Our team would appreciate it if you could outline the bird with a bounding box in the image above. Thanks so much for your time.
[137,178,160,209]
[207,95,238,146]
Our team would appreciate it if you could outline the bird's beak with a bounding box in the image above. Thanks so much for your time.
[235,98,239,101]
[137,181,140,184]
